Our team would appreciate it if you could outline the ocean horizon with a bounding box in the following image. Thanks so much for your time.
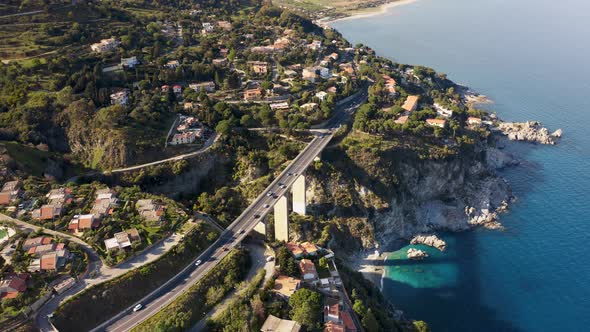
[333,0,590,331]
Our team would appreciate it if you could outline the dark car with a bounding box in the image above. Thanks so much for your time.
[254,214,260,218]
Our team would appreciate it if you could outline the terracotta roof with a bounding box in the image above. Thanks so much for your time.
[286,242,304,256]
[41,253,57,271]
[22,236,52,250]
[402,95,419,112]
[298,259,318,279]
[324,321,345,332]
[395,115,409,124]
[300,242,318,254]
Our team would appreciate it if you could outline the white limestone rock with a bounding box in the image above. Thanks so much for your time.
[407,248,429,260]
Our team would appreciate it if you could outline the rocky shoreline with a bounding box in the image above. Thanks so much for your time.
[496,121,562,145]
[354,124,560,286]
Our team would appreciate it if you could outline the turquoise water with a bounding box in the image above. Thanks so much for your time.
[333,0,590,331]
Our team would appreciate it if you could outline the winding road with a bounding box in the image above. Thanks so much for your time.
[91,87,368,332]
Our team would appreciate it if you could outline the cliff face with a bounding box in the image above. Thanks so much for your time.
[306,137,514,252]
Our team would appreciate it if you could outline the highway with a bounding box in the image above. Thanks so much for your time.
[89,88,368,332]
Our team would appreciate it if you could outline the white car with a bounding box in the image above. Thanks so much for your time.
[195,259,202,266]
[266,192,273,197]
[264,204,270,208]
[133,304,143,312]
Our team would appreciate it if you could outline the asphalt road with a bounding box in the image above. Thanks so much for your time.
[88,87,369,332]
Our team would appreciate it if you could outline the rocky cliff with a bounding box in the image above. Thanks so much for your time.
[304,133,516,253]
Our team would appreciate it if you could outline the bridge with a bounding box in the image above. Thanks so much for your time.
[84,88,368,332]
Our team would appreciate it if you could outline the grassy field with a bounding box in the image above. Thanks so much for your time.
[0,228,7,240]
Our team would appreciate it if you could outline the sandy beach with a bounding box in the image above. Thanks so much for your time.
[325,0,418,25]
[357,250,389,290]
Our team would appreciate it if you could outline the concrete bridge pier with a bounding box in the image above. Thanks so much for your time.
[292,175,306,215]
[253,220,267,238]
[274,195,289,242]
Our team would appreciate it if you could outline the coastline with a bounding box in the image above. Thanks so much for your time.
[321,0,418,26]
[356,250,389,291]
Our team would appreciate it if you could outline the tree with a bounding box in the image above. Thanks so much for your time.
[362,309,379,332]
[289,288,323,330]
[215,120,232,135]
[413,321,430,332]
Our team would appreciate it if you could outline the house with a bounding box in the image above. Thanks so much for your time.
[298,259,319,282]
[161,85,170,93]
[136,199,165,222]
[173,85,183,94]
[383,74,397,97]
[29,248,68,272]
[121,56,139,68]
[244,88,263,100]
[467,117,482,126]
[247,61,269,74]
[104,228,141,251]
[307,40,322,50]
[219,48,229,57]
[68,214,99,233]
[286,242,319,257]
[402,95,419,113]
[90,38,119,52]
[300,242,319,256]
[286,242,305,258]
[217,21,232,31]
[260,315,302,332]
[324,321,345,332]
[22,236,52,251]
[300,103,318,112]
[434,103,453,118]
[32,204,62,221]
[28,243,64,256]
[324,297,341,323]
[170,131,199,145]
[270,102,290,111]
[273,37,291,50]
[201,23,215,34]
[327,86,338,94]
[426,118,446,128]
[302,66,330,83]
[0,274,28,300]
[339,63,355,75]
[395,115,409,125]
[315,91,328,101]
[165,60,180,69]
[91,188,118,218]
[110,90,129,106]
[0,180,21,205]
[251,46,276,54]
[189,82,216,93]
[273,275,301,298]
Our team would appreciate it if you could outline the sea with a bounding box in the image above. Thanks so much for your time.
[332,0,590,331]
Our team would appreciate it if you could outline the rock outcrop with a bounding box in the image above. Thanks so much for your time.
[410,234,447,251]
[497,121,561,145]
[407,248,428,260]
